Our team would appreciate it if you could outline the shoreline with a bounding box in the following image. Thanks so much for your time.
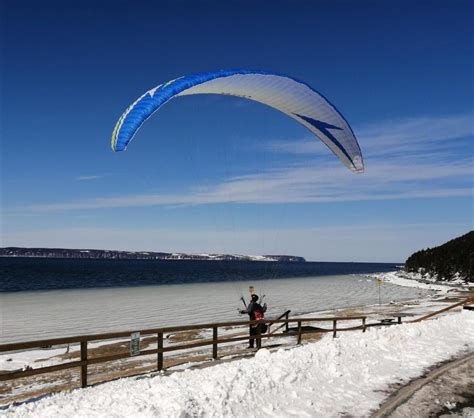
[1,272,421,344]
[1,270,472,406]
[1,270,467,346]
[369,270,473,292]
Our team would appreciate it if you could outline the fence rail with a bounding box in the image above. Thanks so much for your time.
[0,315,366,387]
[409,297,473,323]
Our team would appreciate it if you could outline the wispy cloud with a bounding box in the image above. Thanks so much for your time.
[15,159,472,212]
[75,175,103,181]
[9,113,474,213]
[358,113,473,150]
[267,112,474,158]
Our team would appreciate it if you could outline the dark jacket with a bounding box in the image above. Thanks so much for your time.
[241,301,267,320]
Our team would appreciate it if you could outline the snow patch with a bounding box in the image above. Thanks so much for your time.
[366,271,460,293]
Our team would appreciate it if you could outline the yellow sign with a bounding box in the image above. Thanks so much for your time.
[376,278,383,285]
[248,286,254,294]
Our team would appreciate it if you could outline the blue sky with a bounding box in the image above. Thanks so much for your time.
[1,0,473,262]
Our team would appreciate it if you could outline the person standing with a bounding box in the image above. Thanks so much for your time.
[240,294,267,349]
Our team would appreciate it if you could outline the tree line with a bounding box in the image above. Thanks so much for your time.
[405,231,473,282]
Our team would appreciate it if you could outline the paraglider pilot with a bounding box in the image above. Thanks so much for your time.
[240,294,267,349]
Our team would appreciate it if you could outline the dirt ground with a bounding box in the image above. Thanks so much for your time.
[372,353,474,418]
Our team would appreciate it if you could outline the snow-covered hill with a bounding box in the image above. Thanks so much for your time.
[0,247,305,262]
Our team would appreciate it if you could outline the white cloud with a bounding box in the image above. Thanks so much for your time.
[13,157,473,212]
[6,112,474,213]
[266,112,474,157]
[75,175,103,181]
[357,113,474,154]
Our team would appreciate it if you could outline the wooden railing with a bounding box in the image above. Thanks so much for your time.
[2,297,472,399]
[267,310,291,335]
[0,315,367,389]
[409,297,473,323]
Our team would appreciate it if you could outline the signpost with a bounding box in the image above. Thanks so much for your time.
[130,332,140,356]
[376,278,383,305]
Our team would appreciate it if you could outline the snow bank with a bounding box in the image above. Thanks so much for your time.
[374,269,474,293]
[0,347,72,372]
[368,271,454,293]
[3,311,473,417]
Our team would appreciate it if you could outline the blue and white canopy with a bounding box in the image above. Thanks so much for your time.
[111,70,364,173]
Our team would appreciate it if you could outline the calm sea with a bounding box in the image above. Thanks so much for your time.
[0,257,399,292]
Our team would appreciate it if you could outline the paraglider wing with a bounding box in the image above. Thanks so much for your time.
[111,70,364,173]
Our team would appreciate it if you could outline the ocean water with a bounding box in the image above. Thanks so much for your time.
[0,258,434,343]
[0,258,399,292]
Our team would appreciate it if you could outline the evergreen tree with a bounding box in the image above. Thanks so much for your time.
[405,231,473,282]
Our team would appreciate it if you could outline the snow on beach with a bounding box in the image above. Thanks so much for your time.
[370,270,473,293]
[0,270,460,374]
[2,310,473,417]
[0,272,437,374]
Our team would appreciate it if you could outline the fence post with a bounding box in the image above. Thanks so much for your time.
[80,341,87,388]
[333,320,337,338]
[285,312,289,332]
[297,320,302,345]
[362,317,366,333]
[157,332,163,371]
[257,322,262,349]
[212,326,218,360]
[398,316,402,324]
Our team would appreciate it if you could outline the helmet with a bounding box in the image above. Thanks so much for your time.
[251,294,259,302]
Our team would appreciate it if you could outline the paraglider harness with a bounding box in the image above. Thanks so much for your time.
[240,295,268,334]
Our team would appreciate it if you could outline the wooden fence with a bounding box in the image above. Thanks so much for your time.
[0,315,367,389]
[409,297,473,323]
[2,296,471,392]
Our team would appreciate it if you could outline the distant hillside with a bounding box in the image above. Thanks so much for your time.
[0,247,306,263]
[405,231,473,282]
